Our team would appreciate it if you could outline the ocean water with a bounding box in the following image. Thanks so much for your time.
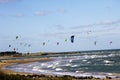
[5,52,120,78]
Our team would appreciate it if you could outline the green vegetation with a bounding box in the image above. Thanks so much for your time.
[0,72,31,80]
[0,71,112,80]
[0,51,22,57]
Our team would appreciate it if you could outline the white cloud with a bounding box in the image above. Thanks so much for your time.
[0,13,24,18]
[58,8,66,14]
[13,13,24,17]
[71,19,120,29]
[54,24,65,30]
[34,11,49,16]
[95,19,120,25]
[96,20,110,25]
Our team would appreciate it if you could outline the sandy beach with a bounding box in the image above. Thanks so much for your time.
[0,57,52,74]
[0,57,120,80]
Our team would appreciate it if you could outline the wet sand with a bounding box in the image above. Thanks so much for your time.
[0,57,120,80]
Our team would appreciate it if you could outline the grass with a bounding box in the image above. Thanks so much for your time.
[0,71,113,80]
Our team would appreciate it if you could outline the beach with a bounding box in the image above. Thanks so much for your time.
[0,57,52,74]
[0,56,120,80]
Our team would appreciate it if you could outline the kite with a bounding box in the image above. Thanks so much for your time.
[87,30,92,34]
[9,45,11,47]
[109,41,112,45]
[65,39,67,42]
[71,35,74,43]
[16,36,18,39]
[94,41,97,45]
[43,42,45,46]
[13,48,16,51]
[57,42,59,45]
[28,44,31,47]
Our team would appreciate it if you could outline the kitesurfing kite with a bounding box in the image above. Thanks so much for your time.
[65,39,67,42]
[109,41,112,45]
[16,36,19,39]
[57,42,59,45]
[94,41,97,45]
[9,45,11,47]
[28,44,31,47]
[13,48,16,51]
[43,42,45,46]
[71,35,74,43]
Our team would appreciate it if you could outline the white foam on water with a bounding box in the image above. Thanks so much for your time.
[33,66,40,69]
[69,59,73,62]
[66,63,72,66]
[75,70,84,73]
[91,55,97,58]
[71,65,78,67]
[87,61,91,63]
[32,66,41,71]
[108,54,115,57]
[52,65,57,69]
[104,60,114,64]
[50,71,109,78]
[82,59,87,62]
[54,62,59,65]
[7,64,112,78]
[38,69,46,73]
[55,68,63,71]
[41,63,45,66]
[47,64,54,68]
[6,63,118,79]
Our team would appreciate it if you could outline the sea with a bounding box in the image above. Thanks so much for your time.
[5,50,120,78]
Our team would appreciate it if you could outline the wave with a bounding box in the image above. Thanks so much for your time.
[5,53,120,78]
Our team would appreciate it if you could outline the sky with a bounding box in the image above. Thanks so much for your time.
[0,0,120,53]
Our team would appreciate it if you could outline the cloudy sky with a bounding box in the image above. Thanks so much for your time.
[0,0,120,53]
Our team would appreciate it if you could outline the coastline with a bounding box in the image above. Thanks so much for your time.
[0,58,53,75]
[0,57,120,80]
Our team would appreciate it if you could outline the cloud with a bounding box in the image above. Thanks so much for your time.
[96,20,112,25]
[38,22,120,40]
[71,19,120,29]
[0,0,17,3]
[0,13,24,18]
[16,13,24,17]
[13,13,24,17]
[34,11,49,16]
[92,19,120,26]
[58,8,66,14]
[54,24,65,30]
[40,32,71,39]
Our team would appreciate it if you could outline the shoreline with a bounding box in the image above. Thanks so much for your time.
[0,58,53,75]
[0,57,120,80]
